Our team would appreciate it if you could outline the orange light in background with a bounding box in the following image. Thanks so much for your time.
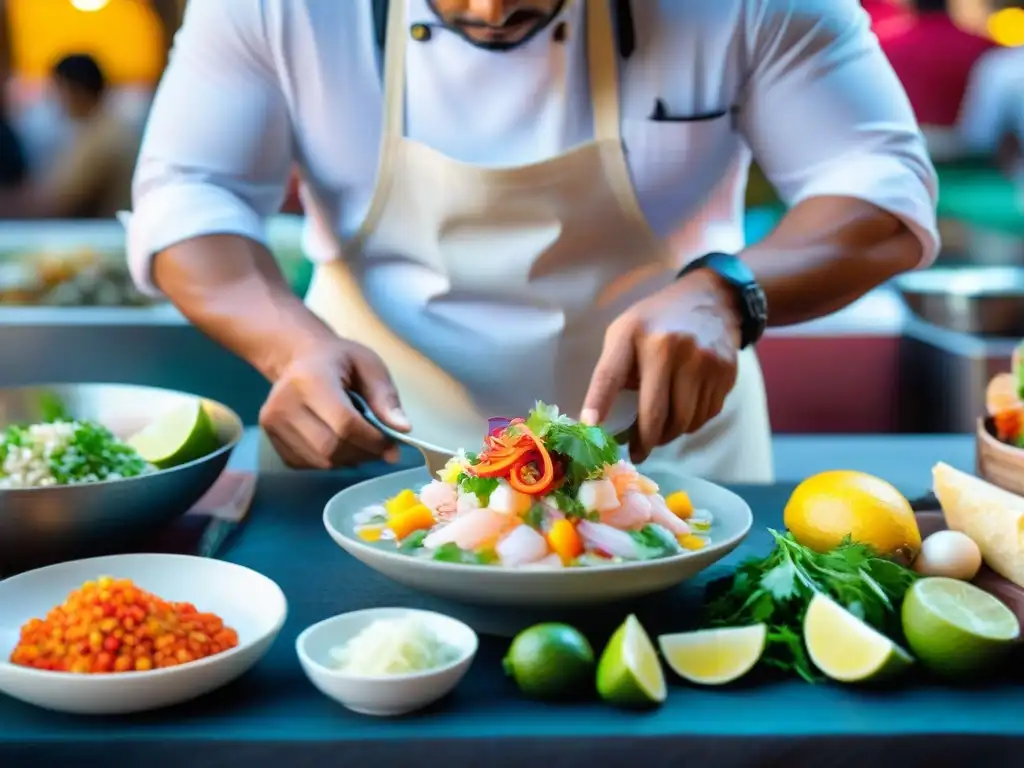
[8,0,163,85]
[988,8,1024,47]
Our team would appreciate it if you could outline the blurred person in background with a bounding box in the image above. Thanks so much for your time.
[878,0,997,160]
[862,0,915,41]
[0,54,140,219]
[0,0,26,191]
[960,42,1024,198]
[0,94,26,191]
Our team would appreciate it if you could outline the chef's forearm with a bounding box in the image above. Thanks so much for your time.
[739,196,922,327]
[152,235,337,380]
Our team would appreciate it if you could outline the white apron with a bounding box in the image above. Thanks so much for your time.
[260,0,774,484]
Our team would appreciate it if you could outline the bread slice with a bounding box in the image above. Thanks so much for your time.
[933,462,1024,588]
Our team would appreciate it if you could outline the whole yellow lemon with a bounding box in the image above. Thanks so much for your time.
[783,470,921,561]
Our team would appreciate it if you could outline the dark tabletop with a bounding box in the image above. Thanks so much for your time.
[3,462,1024,768]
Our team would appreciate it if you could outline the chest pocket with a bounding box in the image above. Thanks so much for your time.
[622,112,742,232]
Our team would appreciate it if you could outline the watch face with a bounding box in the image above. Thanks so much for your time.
[743,284,768,323]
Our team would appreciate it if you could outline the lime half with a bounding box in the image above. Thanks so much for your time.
[658,624,766,685]
[804,594,913,683]
[127,400,219,469]
[902,576,1020,678]
[596,615,666,707]
[502,623,595,700]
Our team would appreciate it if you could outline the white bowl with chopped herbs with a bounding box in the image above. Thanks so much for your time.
[323,404,753,608]
[0,384,242,568]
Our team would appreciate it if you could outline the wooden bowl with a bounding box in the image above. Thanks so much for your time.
[976,417,1024,497]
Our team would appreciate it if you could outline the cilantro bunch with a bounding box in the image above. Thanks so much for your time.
[703,529,918,682]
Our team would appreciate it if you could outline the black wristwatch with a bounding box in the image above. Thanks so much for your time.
[676,252,768,349]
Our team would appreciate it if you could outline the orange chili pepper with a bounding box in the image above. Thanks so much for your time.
[472,447,530,478]
[505,427,555,494]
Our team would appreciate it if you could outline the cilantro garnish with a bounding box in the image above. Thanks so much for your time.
[550,489,595,520]
[523,505,545,530]
[457,473,498,505]
[525,401,620,489]
[703,529,918,682]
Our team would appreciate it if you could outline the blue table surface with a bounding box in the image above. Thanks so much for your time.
[2,434,1019,767]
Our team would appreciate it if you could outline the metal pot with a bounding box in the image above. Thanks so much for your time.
[894,266,1024,336]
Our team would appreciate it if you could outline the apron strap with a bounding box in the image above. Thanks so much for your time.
[380,0,625,144]
[587,0,624,144]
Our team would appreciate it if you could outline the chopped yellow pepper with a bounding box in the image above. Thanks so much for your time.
[355,523,386,543]
[384,489,419,518]
[665,490,695,519]
[387,503,437,540]
[678,534,707,551]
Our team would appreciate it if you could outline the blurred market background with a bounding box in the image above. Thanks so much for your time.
[0,0,1022,434]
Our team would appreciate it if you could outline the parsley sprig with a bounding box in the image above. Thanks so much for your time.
[703,529,918,682]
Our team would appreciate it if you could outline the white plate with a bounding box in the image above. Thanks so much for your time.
[296,607,477,717]
[0,554,287,715]
[324,467,752,608]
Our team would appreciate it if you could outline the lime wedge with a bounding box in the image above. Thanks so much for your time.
[127,400,219,469]
[657,624,766,685]
[596,615,666,707]
[804,594,913,682]
[902,576,1020,678]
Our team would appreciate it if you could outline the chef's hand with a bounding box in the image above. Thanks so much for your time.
[259,338,410,469]
[580,270,742,464]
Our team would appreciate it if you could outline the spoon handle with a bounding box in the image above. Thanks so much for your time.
[346,390,450,476]
[345,390,394,439]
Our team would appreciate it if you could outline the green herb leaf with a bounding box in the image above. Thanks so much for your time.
[703,528,918,681]
[628,524,682,559]
[399,530,429,552]
[457,473,499,506]
[432,543,494,565]
[525,401,620,489]
[38,393,70,424]
[550,489,593,520]
[523,505,545,530]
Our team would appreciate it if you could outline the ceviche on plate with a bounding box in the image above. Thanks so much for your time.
[354,404,714,568]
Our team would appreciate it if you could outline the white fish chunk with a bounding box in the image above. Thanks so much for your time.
[649,495,691,536]
[423,508,513,551]
[577,520,640,559]
[600,491,653,529]
[577,479,620,513]
[496,525,550,567]
[489,480,531,515]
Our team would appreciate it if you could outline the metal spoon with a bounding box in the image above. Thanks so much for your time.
[346,390,454,476]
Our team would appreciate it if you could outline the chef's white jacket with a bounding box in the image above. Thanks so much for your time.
[127,0,939,294]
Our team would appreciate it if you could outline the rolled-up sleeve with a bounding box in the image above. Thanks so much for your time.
[739,0,940,267]
[127,0,293,295]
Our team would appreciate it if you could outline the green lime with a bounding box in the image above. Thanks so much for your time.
[502,623,595,700]
[902,576,1020,678]
[803,594,913,683]
[596,614,666,707]
[127,400,220,469]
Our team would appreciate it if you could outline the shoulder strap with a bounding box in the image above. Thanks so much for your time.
[371,0,635,57]
[373,0,389,53]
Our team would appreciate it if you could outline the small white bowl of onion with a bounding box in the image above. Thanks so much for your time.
[914,530,983,581]
[295,607,478,717]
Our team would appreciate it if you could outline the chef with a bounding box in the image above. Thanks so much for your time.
[127,0,938,483]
